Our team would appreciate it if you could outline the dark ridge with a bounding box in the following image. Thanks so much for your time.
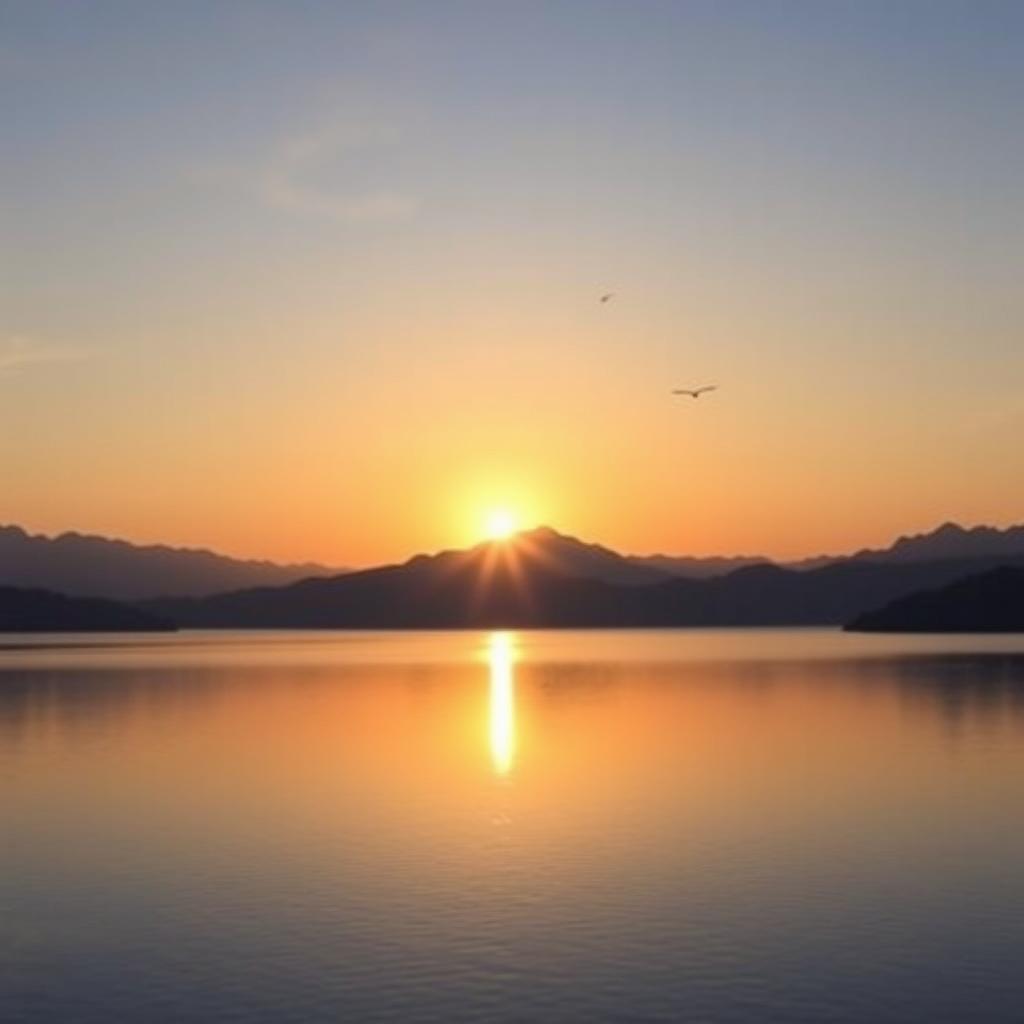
[845,567,1024,633]
[0,586,175,632]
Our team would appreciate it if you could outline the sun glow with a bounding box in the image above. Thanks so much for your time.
[484,508,519,541]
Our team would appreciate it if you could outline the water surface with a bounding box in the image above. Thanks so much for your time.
[4,628,1024,1022]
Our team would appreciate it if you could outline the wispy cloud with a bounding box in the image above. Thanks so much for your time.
[0,336,89,375]
[190,115,419,225]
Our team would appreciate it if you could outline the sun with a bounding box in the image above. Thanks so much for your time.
[484,508,519,541]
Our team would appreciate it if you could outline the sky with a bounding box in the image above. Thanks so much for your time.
[2,1,1023,566]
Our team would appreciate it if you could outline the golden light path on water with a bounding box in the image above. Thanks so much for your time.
[488,632,516,776]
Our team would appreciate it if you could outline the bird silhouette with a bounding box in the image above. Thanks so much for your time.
[599,293,614,303]
[672,385,718,398]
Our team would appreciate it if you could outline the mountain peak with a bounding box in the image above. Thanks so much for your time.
[397,525,670,586]
[520,524,561,539]
[858,520,1024,564]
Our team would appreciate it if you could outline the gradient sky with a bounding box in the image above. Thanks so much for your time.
[3,1,1022,566]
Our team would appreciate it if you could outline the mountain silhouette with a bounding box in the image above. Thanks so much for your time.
[625,520,1024,576]
[625,552,772,578]
[849,521,1024,564]
[150,529,670,628]
[484,526,672,584]
[0,586,174,632]
[845,566,1024,633]
[5,518,1023,606]
[789,521,1024,571]
[7,520,1024,630]
[0,524,342,600]
[147,527,1024,629]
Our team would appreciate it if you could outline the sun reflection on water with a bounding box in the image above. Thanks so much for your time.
[488,632,516,776]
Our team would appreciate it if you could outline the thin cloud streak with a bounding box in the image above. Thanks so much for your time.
[190,116,419,224]
[0,336,90,375]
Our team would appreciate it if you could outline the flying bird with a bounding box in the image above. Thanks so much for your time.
[599,292,614,303]
[672,385,718,398]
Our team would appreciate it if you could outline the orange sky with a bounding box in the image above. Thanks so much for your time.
[3,4,1022,566]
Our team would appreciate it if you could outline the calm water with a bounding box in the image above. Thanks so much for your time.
[4,628,1024,1023]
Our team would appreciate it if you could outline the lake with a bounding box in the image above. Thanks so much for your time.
[3,628,1024,1022]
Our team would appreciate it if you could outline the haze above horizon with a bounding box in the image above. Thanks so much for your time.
[4,2,1022,566]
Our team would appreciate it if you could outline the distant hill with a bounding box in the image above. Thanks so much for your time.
[0,525,342,600]
[0,586,174,632]
[148,527,1024,629]
[851,521,1024,563]
[845,567,1024,633]
[626,552,771,578]
[631,521,1024,578]
[788,521,1024,571]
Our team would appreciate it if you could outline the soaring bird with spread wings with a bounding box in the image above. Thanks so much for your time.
[672,385,718,399]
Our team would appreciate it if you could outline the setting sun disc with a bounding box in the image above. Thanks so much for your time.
[484,509,519,541]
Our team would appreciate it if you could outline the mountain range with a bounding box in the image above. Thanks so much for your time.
[147,524,1024,630]
[628,522,1024,576]
[0,525,340,601]
[6,519,1024,600]
[837,521,1024,566]
[3,519,1024,631]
